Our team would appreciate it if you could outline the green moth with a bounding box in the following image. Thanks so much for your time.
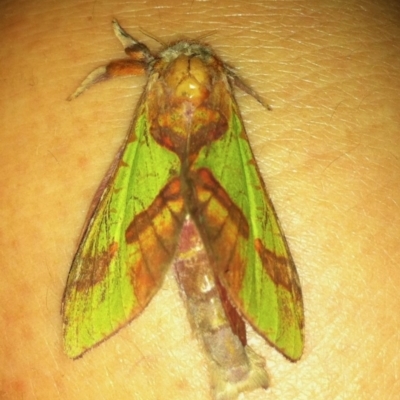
[62,20,304,399]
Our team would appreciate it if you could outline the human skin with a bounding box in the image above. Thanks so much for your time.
[1,0,400,399]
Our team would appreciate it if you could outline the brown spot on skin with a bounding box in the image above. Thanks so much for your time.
[254,239,293,291]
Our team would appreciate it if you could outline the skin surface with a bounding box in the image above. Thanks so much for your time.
[1,0,400,399]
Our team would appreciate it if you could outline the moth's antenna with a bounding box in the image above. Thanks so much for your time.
[194,31,216,41]
[139,27,166,46]
[139,28,216,45]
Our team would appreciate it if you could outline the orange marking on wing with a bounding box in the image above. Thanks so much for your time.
[192,168,249,239]
[74,241,119,292]
[254,239,293,292]
[125,178,186,305]
[216,279,247,346]
[125,178,182,243]
[189,168,249,292]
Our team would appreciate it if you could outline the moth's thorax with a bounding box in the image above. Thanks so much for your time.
[163,54,211,104]
[156,42,223,104]
[148,43,231,159]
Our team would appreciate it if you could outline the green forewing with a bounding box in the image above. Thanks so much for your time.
[193,101,304,360]
[62,104,181,358]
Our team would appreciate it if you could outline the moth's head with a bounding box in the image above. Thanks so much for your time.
[159,41,215,63]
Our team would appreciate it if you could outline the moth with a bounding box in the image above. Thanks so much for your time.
[62,20,304,400]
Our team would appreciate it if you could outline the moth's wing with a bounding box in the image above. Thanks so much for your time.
[62,102,184,358]
[191,99,304,361]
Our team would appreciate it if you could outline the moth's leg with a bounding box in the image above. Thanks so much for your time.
[68,20,154,100]
[112,19,153,62]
